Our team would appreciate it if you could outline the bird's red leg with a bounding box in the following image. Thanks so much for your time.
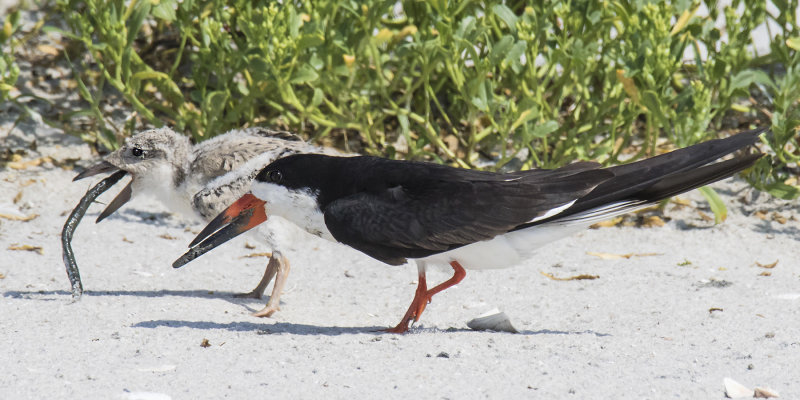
[426,261,466,298]
[384,265,428,333]
[385,261,467,333]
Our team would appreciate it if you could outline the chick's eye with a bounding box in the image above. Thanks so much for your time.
[268,170,283,183]
[131,147,144,157]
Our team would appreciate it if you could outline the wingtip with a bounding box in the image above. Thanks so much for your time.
[739,126,769,142]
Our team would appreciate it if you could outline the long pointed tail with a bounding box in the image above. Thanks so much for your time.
[528,127,765,227]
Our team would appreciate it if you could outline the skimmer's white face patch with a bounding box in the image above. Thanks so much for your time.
[251,182,333,241]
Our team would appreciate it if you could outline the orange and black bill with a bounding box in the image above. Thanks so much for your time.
[173,193,267,268]
[73,160,132,223]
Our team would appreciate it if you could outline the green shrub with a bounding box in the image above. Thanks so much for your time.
[46,0,800,198]
[0,9,21,103]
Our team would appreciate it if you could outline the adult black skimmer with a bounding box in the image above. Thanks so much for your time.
[74,126,339,316]
[175,128,765,332]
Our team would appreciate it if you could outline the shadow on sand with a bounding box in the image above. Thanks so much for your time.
[4,290,613,337]
[132,319,383,336]
[3,288,240,299]
[131,319,612,337]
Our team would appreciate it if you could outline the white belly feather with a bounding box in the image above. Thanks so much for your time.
[423,200,649,270]
[421,220,590,270]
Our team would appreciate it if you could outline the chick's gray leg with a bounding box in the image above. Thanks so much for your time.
[252,251,290,318]
[234,252,279,299]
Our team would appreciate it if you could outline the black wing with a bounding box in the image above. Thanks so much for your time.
[323,163,611,265]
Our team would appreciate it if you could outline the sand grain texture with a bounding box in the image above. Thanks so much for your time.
[2,126,799,399]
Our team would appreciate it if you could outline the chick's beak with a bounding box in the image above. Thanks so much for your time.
[73,160,119,181]
[173,193,268,268]
[73,160,132,223]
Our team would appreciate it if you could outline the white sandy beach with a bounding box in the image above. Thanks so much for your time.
[1,120,799,399]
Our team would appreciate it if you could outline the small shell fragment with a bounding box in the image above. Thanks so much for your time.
[753,387,779,398]
[136,365,176,373]
[467,308,518,333]
[724,377,754,398]
[122,391,172,400]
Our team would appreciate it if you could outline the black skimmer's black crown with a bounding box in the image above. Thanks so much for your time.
[175,127,766,332]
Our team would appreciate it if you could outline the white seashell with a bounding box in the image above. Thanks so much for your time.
[467,308,518,333]
[753,387,779,398]
[136,365,177,373]
[122,392,172,400]
[724,377,754,398]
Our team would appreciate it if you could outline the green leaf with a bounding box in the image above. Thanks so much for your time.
[89,42,109,52]
[492,4,518,33]
[429,0,447,14]
[786,37,800,51]
[126,0,151,45]
[510,107,538,132]
[1,21,11,43]
[152,0,177,22]
[204,90,229,121]
[470,96,486,111]
[398,113,409,133]
[730,70,777,91]
[308,53,324,70]
[237,80,250,96]
[489,35,514,66]
[311,88,323,108]
[290,64,319,84]
[455,16,476,38]
[41,26,81,41]
[641,90,668,126]
[248,57,270,80]
[505,40,527,72]
[297,33,324,51]
[287,7,300,38]
[471,81,489,111]
[131,70,170,80]
[698,186,727,224]
[531,120,559,138]
[132,70,182,99]
[762,181,800,200]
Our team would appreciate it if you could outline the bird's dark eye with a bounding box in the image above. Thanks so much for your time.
[268,170,283,183]
[131,147,144,158]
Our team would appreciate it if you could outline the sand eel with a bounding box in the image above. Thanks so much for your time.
[175,128,765,332]
[75,126,338,317]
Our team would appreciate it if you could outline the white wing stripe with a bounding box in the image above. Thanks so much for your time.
[528,199,578,223]
[548,200,650,225]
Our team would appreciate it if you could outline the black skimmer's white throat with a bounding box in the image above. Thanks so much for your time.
[175,128,765,333]
[74,126,338,316]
